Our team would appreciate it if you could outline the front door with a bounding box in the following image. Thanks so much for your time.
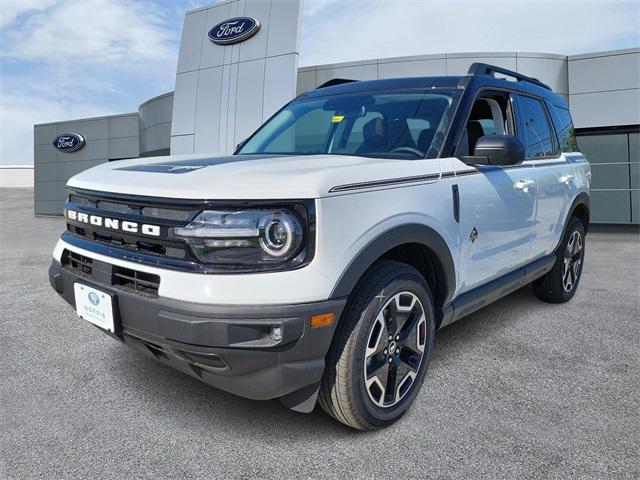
[454,92,537,294]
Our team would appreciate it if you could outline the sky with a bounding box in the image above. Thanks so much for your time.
[0,0,638,166]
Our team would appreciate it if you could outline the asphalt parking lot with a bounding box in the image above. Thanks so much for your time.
[1,187,638,479]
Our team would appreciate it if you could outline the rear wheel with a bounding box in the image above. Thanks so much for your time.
[533,216,586,303]
[319,260,436,430]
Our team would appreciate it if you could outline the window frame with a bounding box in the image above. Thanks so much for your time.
[453,87,519,158]
[512,92,561,160]
[544,99,578,154]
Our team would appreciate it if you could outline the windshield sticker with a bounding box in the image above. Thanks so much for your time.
[331,115,345,123]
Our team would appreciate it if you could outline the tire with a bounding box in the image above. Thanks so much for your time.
[319,260,436,430]
[533,216,586,303]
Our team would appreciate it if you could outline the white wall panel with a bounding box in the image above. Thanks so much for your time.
[193,66,224,153]
[171,0,303,156]
[267,0,303,57]
[316,63,378,85]
[569,49,640,94]
[264,54,298,121]
[516,55,568,94]
[171,72,199,138]
[378,58,446,79]
[296,68,316,94]
[235,59,265,143]
[177,9,208,73]
[170,135,194,154]
[200,2,234,69]
[570,89,640,128]
[446,54,517,75]
[108,115,138,138]
[0,167,34,188]
[237,0,270,62]
[81,118,109,140]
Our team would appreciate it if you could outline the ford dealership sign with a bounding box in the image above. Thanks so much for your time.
[53,133,85,153]
[208,17,260,45]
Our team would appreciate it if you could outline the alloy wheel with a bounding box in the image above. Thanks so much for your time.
[363,292,427,408]
[562,230,583,292]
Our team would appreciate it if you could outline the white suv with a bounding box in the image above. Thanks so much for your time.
[49,64,590,430]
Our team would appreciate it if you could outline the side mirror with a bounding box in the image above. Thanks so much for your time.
[464,135,525,166]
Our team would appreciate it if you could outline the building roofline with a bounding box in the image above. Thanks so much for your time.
[34,112,138,128]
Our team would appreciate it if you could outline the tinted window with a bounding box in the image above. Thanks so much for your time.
[344,112,384,150]
[547,102,578,152]
[516,95,556,158]
[238,90,459,159]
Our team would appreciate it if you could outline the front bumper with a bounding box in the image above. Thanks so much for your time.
[49,259,346,410]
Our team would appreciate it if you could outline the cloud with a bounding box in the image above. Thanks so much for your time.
[299,0,640,66]
[0,92,111,168]
[304,0,342,17]
[0,0,58,29]
[0,0,185,165]
[2,0,176,64]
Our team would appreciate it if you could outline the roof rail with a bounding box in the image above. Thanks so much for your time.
[467,63,551,91]
[316,78,358,89]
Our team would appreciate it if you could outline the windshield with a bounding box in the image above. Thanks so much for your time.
[237,89,459,159]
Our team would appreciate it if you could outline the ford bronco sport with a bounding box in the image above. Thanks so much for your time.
[49,64,590,430]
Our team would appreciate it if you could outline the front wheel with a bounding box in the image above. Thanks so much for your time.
[533,216,586,303]
[319,261,436,430]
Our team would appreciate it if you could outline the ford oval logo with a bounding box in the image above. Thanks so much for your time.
[88,292,100,306]
[53,133,85,153]
[208,17,260,45]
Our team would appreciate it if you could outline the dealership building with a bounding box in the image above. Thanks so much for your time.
[32,0,639,224]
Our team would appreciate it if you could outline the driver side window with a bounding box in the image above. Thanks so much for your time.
[459,92,514,156]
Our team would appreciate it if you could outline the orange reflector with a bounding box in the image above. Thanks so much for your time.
[310,312,335,329]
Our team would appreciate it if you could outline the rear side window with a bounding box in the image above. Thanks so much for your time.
[547,102,578,152]
[515,95,556,158]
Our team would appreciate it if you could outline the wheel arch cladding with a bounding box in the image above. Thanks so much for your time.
[570,193,590,233]
[330,224,456,316]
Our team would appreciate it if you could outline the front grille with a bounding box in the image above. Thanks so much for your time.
[112,266,160,295]
[65,190,195,262]
[67,251,93,275]
[62,249,160,297]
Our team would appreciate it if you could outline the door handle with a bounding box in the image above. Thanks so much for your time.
[559,174,574,184]
[514,179,535,190]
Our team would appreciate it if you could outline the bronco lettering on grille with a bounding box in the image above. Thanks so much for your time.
[66,210,161,237]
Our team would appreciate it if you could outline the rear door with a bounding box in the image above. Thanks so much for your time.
[454,91,537,294]
[513,95,579,258]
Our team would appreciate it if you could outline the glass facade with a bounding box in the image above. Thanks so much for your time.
[577,130,640,223]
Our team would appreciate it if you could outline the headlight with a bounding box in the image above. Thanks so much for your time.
[171,209,307,271]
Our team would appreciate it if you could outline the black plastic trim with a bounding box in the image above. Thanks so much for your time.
[441,253,555,327]
[49,259,347,403]
[467,63,552,91]
[560,192,591,238]
[330,223,456,305]
[452,184,460,223]
[63,189,317,274]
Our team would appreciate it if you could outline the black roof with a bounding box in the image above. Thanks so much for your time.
[301,63,567,108]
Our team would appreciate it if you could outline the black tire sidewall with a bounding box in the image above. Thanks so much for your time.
[557,218,586,301]
[348,272,436,427]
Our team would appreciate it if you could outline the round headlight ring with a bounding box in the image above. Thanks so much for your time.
[260,218,293,257]
[258,213,303,258]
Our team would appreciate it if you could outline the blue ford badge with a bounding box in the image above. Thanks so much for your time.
[208,17,260,45]
[53,133,85,153]
[88,292,100,306]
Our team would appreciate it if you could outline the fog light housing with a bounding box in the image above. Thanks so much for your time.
[269,326,283,342]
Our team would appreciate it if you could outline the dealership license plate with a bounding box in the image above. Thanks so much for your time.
[74,283,115,333]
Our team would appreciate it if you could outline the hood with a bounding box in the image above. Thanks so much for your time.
[66,153,440,200]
